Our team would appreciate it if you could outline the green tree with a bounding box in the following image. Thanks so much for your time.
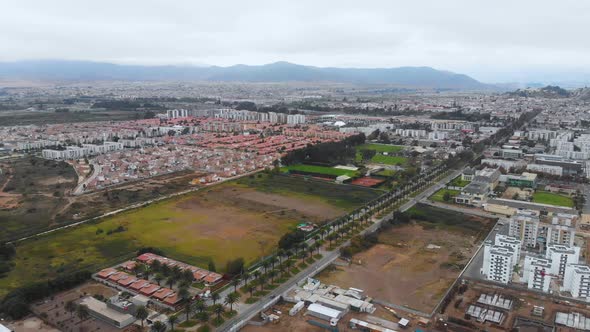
[208,260,216,272]
[76,304,89,322]
[151,321,167,332]
[211,292,220,305]
[135,305,149,328]
[213,304,224,322]
[168,315,178,331]
[224,292,240,312]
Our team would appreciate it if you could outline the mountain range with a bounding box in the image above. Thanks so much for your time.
[0,60,490,90]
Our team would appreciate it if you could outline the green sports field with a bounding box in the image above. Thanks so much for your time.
[355,144,407,165]
[532,191,574,207]
[281,164,360,177]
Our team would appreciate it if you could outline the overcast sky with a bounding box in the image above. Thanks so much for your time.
[1,0,589,83]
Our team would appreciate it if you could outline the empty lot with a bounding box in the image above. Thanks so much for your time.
[318,206,494,313]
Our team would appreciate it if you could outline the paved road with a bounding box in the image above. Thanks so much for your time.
[420,200,500,219]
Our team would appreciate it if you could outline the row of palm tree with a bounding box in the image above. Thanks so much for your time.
[216,164,447,309]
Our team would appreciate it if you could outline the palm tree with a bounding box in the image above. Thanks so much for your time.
[76,304,89,322]
[224,292,239,312]
[211,292,220,305]
[150,259,161,273]
[258,274,266,291]
[142,264,152,280]
[269,257,277,270]
[64,300,76,320]
[213,304,224,322]
[133,263,144,277]
[285,259,293,274]
[154,273,164,286]
[194,299,206,313]
[277,249,285,265]
[166,275,177,289]
[183,269,194,283]
[268,270,276,284]
[183,298,193,321]
[135,305,149,328]
[160,264,171,276]
[168,315,178,331]
[151,321,167,332]
[262,261,270,274]
[241,271,250,287]
[247,284,255,298]
[231,277,240,293]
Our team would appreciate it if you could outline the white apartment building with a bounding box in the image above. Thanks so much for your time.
[482,237,519,284]
[563,264,590,301]
[508,211,540,248]
[546,244,580,278]
[427,131,450,141]
[286,114,306,125]
[394,129,426,138]
[542,214,577,248]
[526,163,563,177]
[42,142,124,160]
[523,256,552,292]
[495,234,522,262]
[430,121,474,131]
[528,130,557,141]
[166,109,189,119]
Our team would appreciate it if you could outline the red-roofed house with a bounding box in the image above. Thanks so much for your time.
[120,260,137,271]
[108,272,128,282]
[193,270,209,281]
[152,288,174,301]
[203,273,222,285]
[96,268,117,279]
[117,276,137,287]
[163,293,181,306]
[139,284,160,296]
[129,279,150,291]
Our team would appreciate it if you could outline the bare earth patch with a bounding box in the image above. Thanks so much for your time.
[318,223,481,314]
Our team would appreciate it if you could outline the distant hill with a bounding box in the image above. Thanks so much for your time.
[571,87,590,101]
[507,85,572,98]
[0,60,490,90]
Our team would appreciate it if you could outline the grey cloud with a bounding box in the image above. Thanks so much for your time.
[1,0,589,82]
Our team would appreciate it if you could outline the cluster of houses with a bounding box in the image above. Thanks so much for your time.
[94,253,222,309]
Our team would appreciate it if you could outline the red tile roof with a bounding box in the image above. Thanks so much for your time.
[139,284,160,296]
[96,268,117,279]
[129,279,150,291]
[152,288,174,300]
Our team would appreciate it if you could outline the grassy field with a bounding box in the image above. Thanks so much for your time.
[449,177,471,187]
[369,154,407,165]
[532,191,574,207]
[355,144,407,165]
[281,164,359,177]
[0,173,380,297]
[430,188,461,203]
[0,157,77,240]
[0,109,148,126]
[374,169,397,177]
[356,143,405,153]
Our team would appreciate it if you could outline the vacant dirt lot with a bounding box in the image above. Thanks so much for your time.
[318,221,486,314]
